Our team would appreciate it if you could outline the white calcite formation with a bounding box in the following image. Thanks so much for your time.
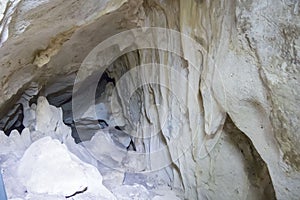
[18,136,116,200]
[0,0,299,200]
[0,97,182,199]
[0,97,117,199]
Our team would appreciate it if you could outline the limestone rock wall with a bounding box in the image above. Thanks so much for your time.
[0,0,299,199]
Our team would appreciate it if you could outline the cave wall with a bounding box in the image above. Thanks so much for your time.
[0,0,300,199]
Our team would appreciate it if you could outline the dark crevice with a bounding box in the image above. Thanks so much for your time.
[65,187,88,198]
[98,119,108,128]
[127,139,137,151]
[95,72,115,99]
[115,126,123,131]
[28,93,39,107]
[1,103,24,136]
[224,116,276,200]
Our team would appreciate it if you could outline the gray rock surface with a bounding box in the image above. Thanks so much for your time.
[0,0,299,199]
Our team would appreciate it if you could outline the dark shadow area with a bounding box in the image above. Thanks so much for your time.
[224,116,276,200]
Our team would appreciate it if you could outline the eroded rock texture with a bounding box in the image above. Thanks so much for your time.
[0,0,299,199]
